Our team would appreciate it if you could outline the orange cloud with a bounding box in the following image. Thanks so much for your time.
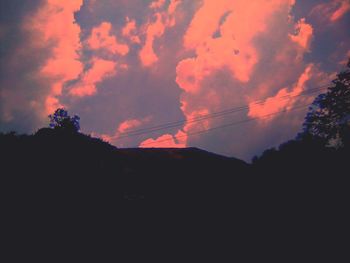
[289,18,313,51]
[28,0,84,114]
[87,22,129,56]
[139,1,181,66]
[69,58,116,97]
[248,64,313,120]
[139,130,187,148]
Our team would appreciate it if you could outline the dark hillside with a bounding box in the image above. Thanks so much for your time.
[1,128,249,199]
[1,129,348,261]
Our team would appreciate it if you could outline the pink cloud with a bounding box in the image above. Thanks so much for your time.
[150,0,166,10]
[289,18,313,51]
[98,117,151,147]
[87,22,129,56]
[248,64,313,120]
[28,0,84,115]
[175,0,298,144]
[180,0,295,88]
[122,17,141,44]
[180,101,211,134]
[139,130,187,148]
[2,0,349,162]
[139,1,181,66]
[167,0,182,26]
[69,58,116,97]
[310,0,350,23]
[118,119,144,134]
[330,0,350,22]
[155,0,342,160]
[168,0,182,16]
[176,58,201,94]
[139,13,167,66]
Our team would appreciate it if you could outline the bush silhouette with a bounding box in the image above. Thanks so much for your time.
[48,108,80,133]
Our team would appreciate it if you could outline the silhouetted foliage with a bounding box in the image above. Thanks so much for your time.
[301,58,350,147]
[48,108,80,133]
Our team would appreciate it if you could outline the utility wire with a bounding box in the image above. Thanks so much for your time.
[140,102,311,146]
[113,85,328,140]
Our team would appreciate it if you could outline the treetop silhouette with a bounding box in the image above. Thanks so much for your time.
[301,58,350,147]
[48,108,80,133]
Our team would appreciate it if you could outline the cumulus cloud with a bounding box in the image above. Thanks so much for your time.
[139,0,182,66]
[69,57,117,97]
[248,64,313,120]
[28,0,84,114]
[99,117,152,147]
[150,0,166,10]
[122,17,141,44]
[139,130,187,148]
[176,0,297,104]
[289,18,313,51]
[165,0,344,160]
[87,22,129,55]
[1,0,349,161]
[0,0,83,132]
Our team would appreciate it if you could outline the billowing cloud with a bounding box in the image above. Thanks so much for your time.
[150,0,166,10]
[248,64,313,120]
[174,0,301,151]
[87,22,129,55]
[140,130,187,148]
[118,119,144,134]
[139,0,182,66]
[122,17,141,44]
[289,18,313,51]
[28,0,84,114]
[69,57,116,97]
[175,0,299,119]
[99,117,152,147]
[1,0,349,161]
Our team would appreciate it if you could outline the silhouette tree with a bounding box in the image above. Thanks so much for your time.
[301,58,350,147]
[49,108,80,133]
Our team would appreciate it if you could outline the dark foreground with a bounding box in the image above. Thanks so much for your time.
[1,129,349,261]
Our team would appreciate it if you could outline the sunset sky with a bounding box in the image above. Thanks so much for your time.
[0,0,349,160]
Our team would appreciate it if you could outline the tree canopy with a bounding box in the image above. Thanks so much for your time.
[49,108,80,133]
[301,59,350,147]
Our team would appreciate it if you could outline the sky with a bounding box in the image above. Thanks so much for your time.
[0,0,349,161]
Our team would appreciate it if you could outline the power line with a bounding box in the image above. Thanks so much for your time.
[140,102,311,146]
[113,85,328,140]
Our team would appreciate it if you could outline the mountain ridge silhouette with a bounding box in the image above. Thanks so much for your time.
[1,127,348,261]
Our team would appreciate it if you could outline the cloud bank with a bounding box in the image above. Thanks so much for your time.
[0,0,349,161]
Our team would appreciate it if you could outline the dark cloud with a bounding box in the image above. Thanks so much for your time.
[0,0,51,133]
